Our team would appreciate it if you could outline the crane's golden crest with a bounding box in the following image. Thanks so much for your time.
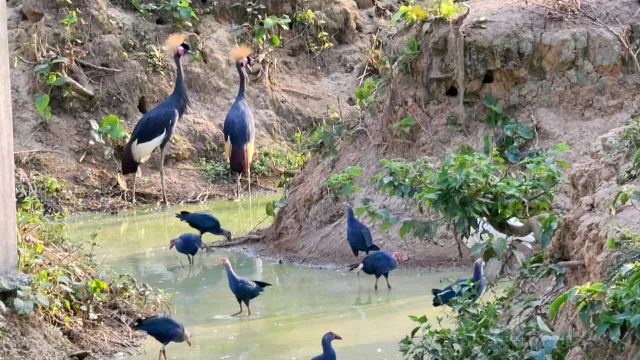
[164,33,185,53]
[230,44,252,62]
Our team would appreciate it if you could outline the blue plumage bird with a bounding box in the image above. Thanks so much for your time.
[175,211,232,241]
[223,45,255,197]
[121,33,193,205]
[432,258,486,307]
[348,251,403,290]
[131,316,191,360]
[169,233,204,265]
[311,332,342,360]
[341,203,380,261]
[220,257,271,316]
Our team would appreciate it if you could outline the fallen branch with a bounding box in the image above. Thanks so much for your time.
[14,149,81,166]
[209,234,264,248]
[76,59,122,72]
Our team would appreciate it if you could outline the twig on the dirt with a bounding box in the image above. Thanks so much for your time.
[18,56,37,64]
[22,124,45,146]
[14,149,81,166]
[210,234,264,248]
[278,86,321,100]
[411,109,447,152]
[76,59,122,72]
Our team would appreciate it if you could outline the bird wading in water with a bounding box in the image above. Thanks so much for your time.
[220,257,271,316]
[339,203,380,276]
[432,258,486,307]
[169,233,205,266]
[311,331,342,360]
[121,33,193,205]
[223,44,255,198]
[131,315,191,360]
[348,251,403,290]
[175,211,232,243]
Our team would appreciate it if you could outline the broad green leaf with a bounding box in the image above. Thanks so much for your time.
[399,220,413,238]
[35,94,50,112]
[518,125,534,139]
[536,316,553,334]
[629,314,640,328]
[549,291,569,320]
[390,6,408,25]
[52,76,72,86]
[35,292,50,307]
[262,17,274,29]
[265,202,275,217]
[491,237,508,256]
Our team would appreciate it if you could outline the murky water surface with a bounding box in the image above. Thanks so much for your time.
[66,194,481,360]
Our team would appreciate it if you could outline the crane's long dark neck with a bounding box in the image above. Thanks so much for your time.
[224,264,238,282]
[172,54,190,114]
[345,206,355,221]
[236,62,246,101]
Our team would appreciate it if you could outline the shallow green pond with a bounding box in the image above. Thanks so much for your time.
[66,193,475,360]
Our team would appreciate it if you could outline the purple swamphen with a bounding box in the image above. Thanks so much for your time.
[339,203,380,263]
[220,257,271,316]
[224,45,255,198]
[348,251,403,290]
[132,315,191,360]
[311,331,342,360]
[432,258,486,307]
[121,34,193,205]
[175,211,232,241]
[169,233,205,265]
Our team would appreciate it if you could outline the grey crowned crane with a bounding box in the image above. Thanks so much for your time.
[121,33,193,205]
[223,45,255,198]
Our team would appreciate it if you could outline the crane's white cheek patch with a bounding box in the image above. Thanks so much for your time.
[131,129,166,163]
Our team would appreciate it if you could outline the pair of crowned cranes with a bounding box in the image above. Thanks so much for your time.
[121,34,254,203]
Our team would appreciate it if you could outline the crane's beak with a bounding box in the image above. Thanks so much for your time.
[186,50,196,56]
[334,334,343,340]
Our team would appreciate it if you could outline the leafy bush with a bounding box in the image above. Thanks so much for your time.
[326,165,362,200]
[391,0,464,26]
[33,57,74,122]
[372,144,567,262]
[89,114,129,159]
[550,262,640,354]
[131,0,198,26]
[195,157,230,182]
[393,117,416,136]
[356,77,383,115]
[483,95,535,163]
[400,255,575,360]
[293,9,332,54]
[254,14,291,48]
[13,196,172,352]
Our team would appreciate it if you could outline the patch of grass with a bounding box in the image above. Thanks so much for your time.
[10,195,172,354]
[195,156,230,183]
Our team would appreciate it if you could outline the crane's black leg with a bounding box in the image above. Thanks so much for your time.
[246,301,252,316]
[247,168,251,202]
[231,300,243,316]
[160,146,168,205]
[235,173,242,198]
[158,345,165,360]
[384,272,391,289]
[374,276,379,290]
[162,347,167,360]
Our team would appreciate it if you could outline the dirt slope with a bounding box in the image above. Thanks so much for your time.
[249,0,640,270]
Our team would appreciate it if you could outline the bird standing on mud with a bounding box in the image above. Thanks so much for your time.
[340,203,380,267]
[348,251,403,290]
[432,258,486,307]
[169,233,205,265]
[311,331,342,360]
[223,44,255,198]
[220,257,271,316]
[121,33,193,205]
[175,211,232,242]
[131,315,191,360]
